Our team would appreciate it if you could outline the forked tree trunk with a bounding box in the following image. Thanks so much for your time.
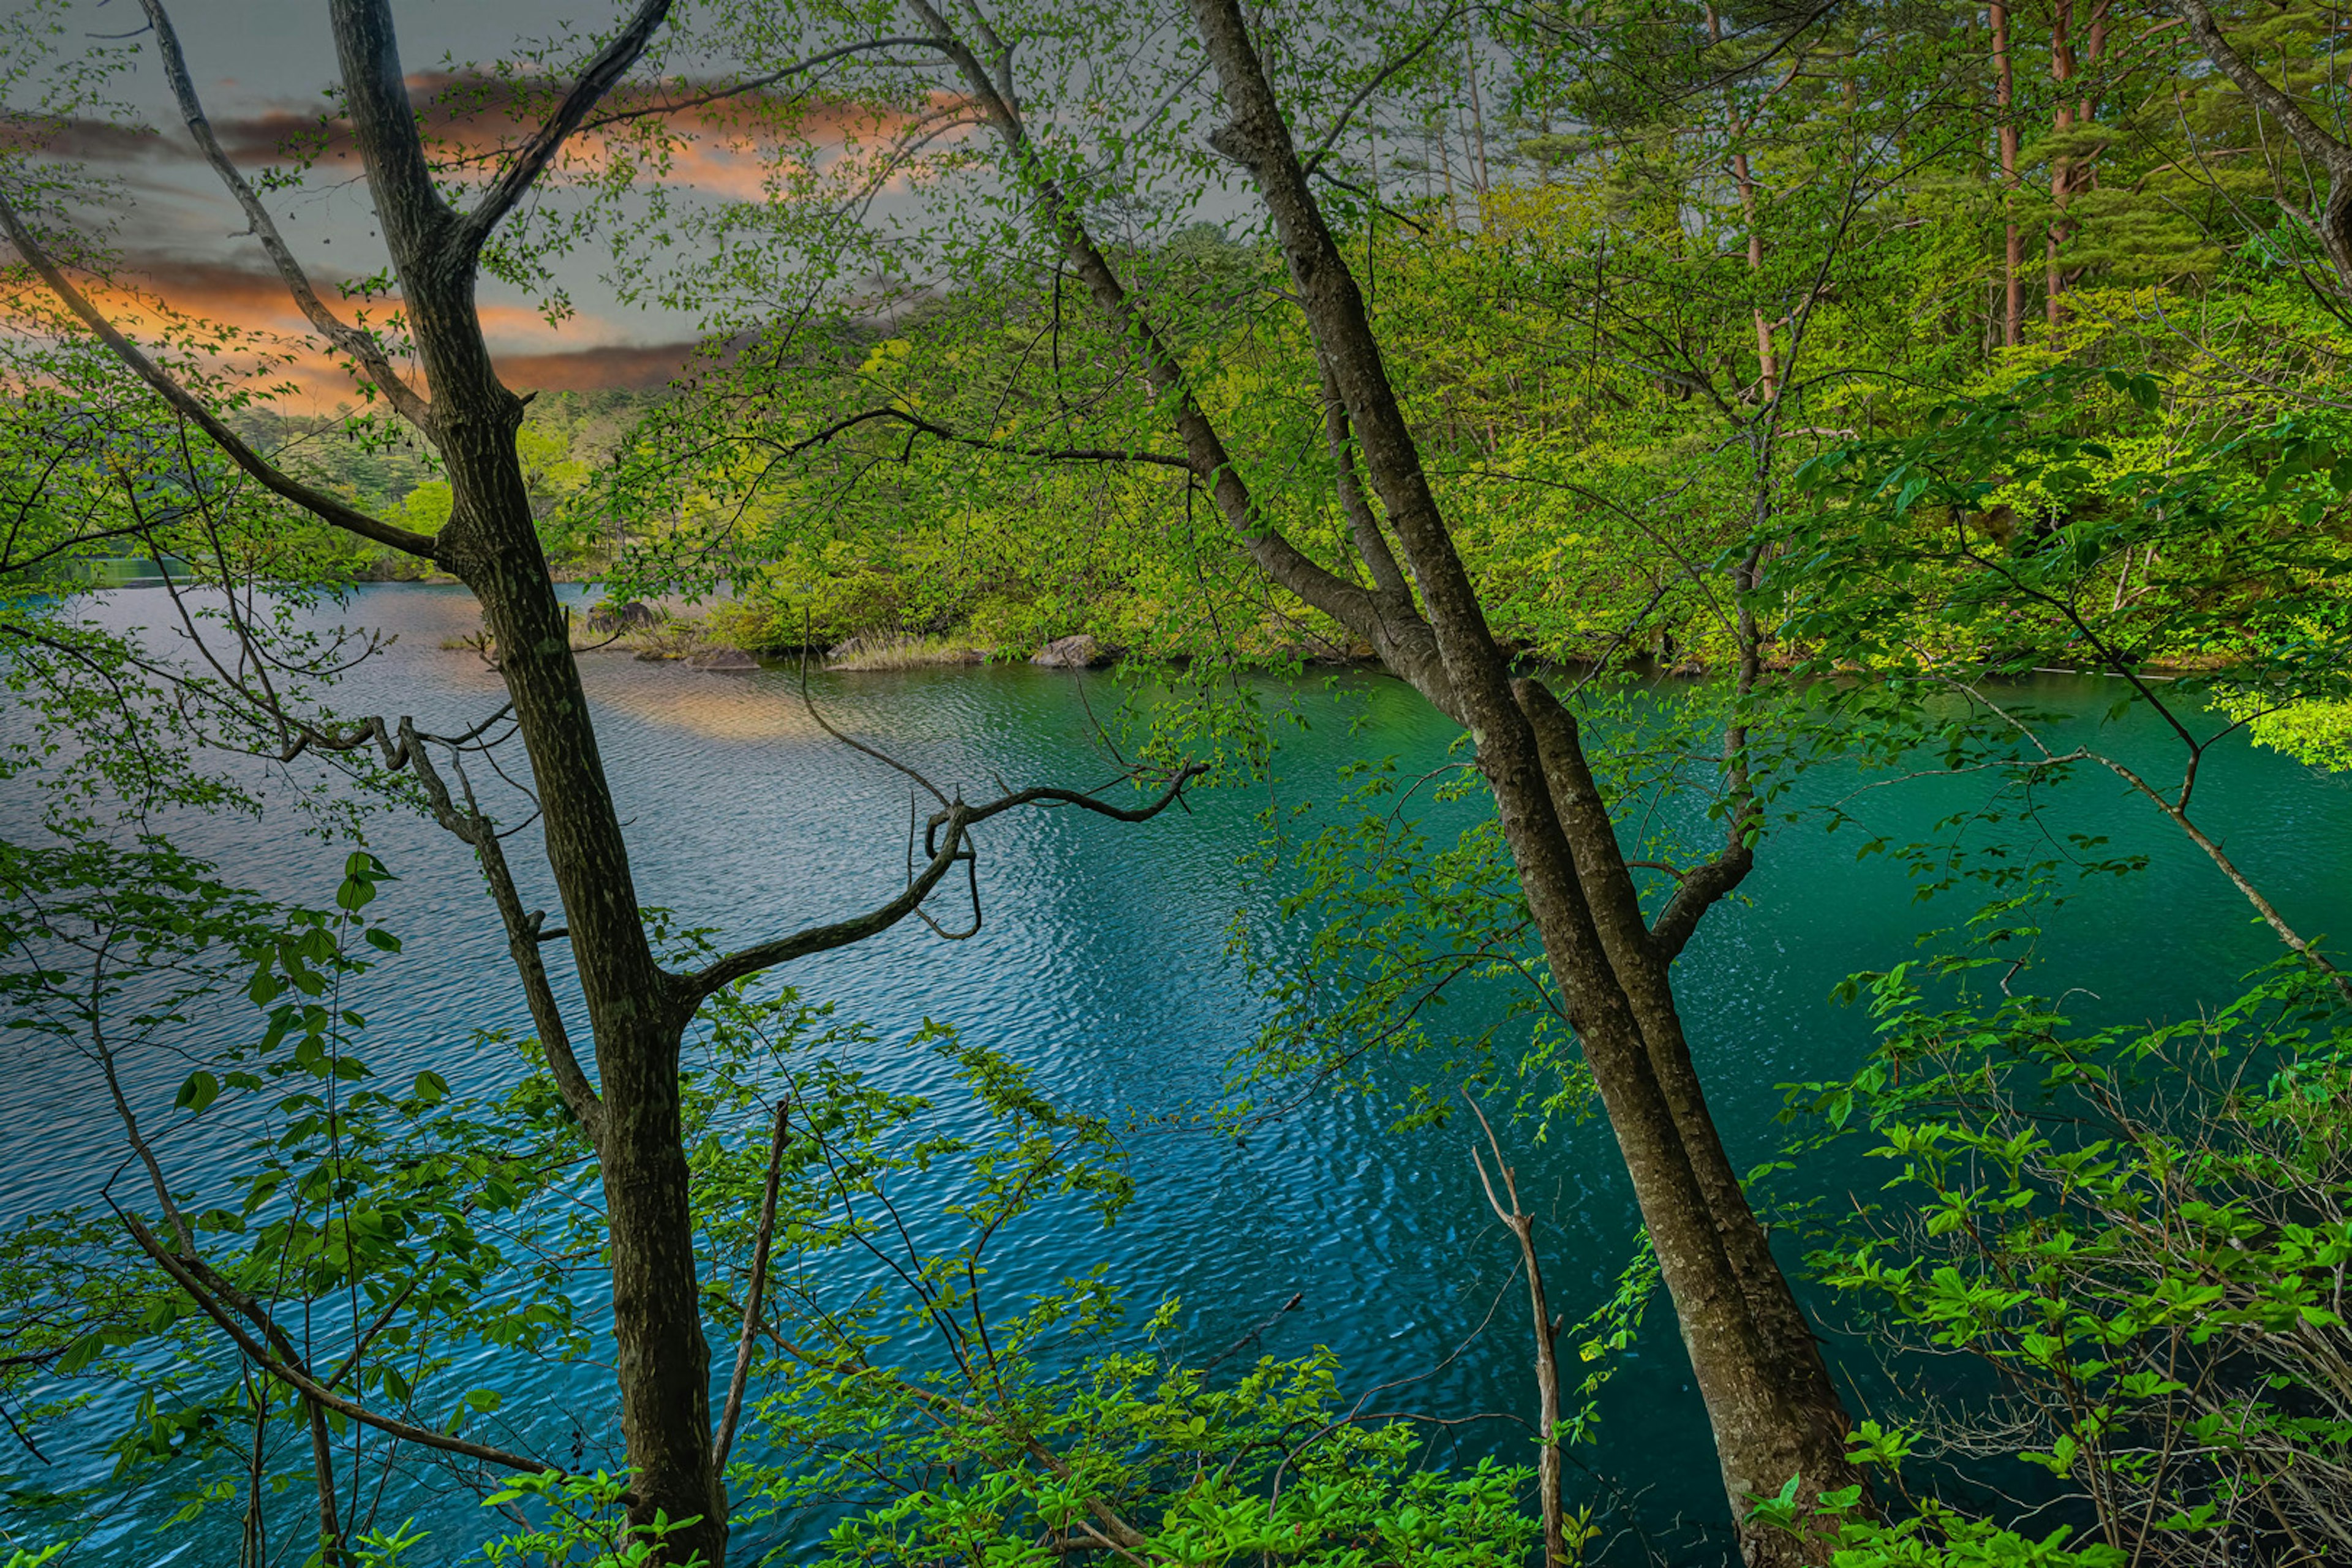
[325,2,728,1559]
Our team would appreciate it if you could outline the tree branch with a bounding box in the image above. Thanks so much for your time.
[1297,7,1463,178]
[713,1097,791,1472]
[0,184,441,560]
[682,801,974,1000]
[682,764,1204,999]
[458,0,675,253]
[120,1212,559,1476]
[772,402,1193,470]
[2169,0,2352,176]
[2169,0,2352,284]
[137,0,434,432]
[899,0,1459,709]
[396,720,605,1146]
[571,37,950,130]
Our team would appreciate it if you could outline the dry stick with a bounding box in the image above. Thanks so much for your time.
[1199,1291,1305,1371]
[1462,1087,1567,1567]
[308,1390,348,1568]
[1942,530,2348,1001]
[2092,751,2352,1008]
[240,1366,267,1568]
[713,1098,793,1472]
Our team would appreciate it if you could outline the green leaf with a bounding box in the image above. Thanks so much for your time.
[57,1330,112,1376]
[176,1069,222,1115]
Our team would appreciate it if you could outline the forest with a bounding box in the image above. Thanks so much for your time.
[1,0,2350,1565]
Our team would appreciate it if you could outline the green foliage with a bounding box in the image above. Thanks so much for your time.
[1787,948,2352,1561]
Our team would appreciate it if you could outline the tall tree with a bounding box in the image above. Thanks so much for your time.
[0,5,1196,1560]
[777,0,1876,1556]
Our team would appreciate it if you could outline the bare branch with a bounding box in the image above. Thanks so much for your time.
[120,1212,559,1476]
[1298,7,1464,178]
[682,800,975,999]
[683,763,1204,999]
[137,0,433,431]
[714,1097,791,1472]
[399,722,605,1144]
[769,402,1193,471]
[572,37,951,130]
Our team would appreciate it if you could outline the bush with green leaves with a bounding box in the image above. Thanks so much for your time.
[1786,949,2352,1563]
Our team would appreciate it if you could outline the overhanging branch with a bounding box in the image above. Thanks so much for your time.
[120,1212,558,1476]
[459,0,676,252]
[0,184,441,561]
[681,764,1204,1000]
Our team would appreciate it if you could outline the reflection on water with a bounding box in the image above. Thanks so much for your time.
[6,583,2350,1563]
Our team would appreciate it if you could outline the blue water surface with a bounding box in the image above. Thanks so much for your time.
[5,582,2347,1564]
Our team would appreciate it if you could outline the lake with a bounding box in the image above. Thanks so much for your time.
[6,582,2348,1564]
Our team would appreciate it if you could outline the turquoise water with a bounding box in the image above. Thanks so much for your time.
[5,583,2348,1563]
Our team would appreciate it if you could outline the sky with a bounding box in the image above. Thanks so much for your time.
[23,0,765,407]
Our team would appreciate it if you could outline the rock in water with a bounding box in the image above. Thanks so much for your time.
[1030,633,1114,669]
[685,646,759,673]
[586,600,659,633]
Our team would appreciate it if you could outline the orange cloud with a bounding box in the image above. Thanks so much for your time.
[10,65,962,409]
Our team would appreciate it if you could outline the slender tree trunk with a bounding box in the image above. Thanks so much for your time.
[437,387,725,1567]
[1178,5,1864,1557]
[1465,25,1491,195]
[433,371,720,1567]
[924,0,1862,1548]
[1993,1,2021,345]
[306,1398,347,1568]
[1467,1097,1569,1566]
[2060,0,2114,292]
[2047,0,2076,326]
[324,4,726,1558]
[1708,7,1776,400]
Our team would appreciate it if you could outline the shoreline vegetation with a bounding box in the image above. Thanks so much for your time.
[421,588,2248,682]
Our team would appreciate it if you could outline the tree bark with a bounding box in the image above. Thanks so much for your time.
[1992,1,2021,345]
[325,3,726,1557]
[2046,0,2076,325]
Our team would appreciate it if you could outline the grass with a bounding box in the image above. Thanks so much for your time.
[826,634,990,671]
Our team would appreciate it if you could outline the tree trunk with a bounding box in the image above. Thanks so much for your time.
[423,331,725,1568]
[2046,0,2076,326]
[1992,1,2021,345]
[325,3,727,1558]
[1710,6,1776,400]
[1180,2,1864,1556]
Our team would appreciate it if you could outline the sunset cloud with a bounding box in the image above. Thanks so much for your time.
[7,63,955,405]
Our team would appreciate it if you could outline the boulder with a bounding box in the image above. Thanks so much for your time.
[1030,633,1115,669]
[586,600,659,634]
[685,646,759,673]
